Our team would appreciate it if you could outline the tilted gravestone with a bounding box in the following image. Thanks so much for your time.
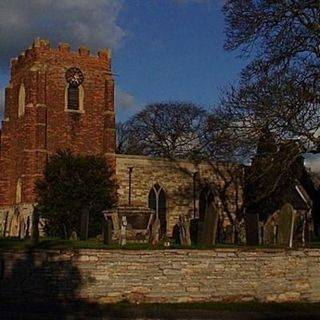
[264,221,274,245]
[277,203,295,247]
[201,202,220,245]
[237,221,247,244]
[150,218,161,245]
[179,214,191,246]
[69,230,78,241]
[264,215,277,245]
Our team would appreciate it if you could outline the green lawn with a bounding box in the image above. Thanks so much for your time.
[0,237,319,251]
[0,237,238,250]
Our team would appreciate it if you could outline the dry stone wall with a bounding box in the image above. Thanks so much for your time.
[1,248,320,304]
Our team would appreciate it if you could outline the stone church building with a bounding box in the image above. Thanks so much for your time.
[0,39,242,239]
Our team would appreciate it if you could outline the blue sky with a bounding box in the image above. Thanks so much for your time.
[0,0,247,122]
[114,0,247,120]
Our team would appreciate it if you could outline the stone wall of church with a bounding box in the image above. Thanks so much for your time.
[116,154,243,235]
[1,248,320,304]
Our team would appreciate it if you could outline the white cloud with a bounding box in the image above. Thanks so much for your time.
[0,0,126,124]
[0,0,125,71]
[115,88,136,111]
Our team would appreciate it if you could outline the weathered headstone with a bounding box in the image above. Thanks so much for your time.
[264,218,275,245]
[277,203,295,247]
[201,202,220,245]
[179,214,191,246]
[150,218,160,245]
[172,223,181,245]
[237,221,246,244]
[120,216,127,245]
[111,211,120,241]
[70,230,78,241]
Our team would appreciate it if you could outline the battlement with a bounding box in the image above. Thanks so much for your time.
[10,38,112,77]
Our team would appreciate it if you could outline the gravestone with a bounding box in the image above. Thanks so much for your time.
[70,230,78,241]
[150,218,160,245]
[264,218,275,245]
[238,221,246,244]
[120,216,127,245]
[201,202,220,245]
[179,214,191,246]
[277,203,295,247]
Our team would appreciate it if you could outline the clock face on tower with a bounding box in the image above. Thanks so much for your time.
[65,67,84,86]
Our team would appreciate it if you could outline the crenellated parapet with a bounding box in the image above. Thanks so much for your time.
[10,38,112,79]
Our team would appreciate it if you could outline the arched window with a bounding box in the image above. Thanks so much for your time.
[18,83,26,117]
[148,184,167,237]
[65,84,84,112]
[199,186,214,221]
[16,178,22,204]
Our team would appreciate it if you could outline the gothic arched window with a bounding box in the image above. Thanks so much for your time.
[148,184,167,237]
[65,84,84,112]
[18,83,26,117]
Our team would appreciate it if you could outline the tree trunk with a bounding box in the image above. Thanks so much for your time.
[103,218,112,245]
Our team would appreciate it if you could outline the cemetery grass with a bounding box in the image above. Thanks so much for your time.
[1,237,320,251]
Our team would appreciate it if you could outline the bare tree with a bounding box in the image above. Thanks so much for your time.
[220,1,320,156]
[190,1,320,243]
[120,102,207,159]
[116,121,143,155]
[223,0,320,77]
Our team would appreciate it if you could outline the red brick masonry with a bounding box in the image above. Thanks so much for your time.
[0,39,116,206]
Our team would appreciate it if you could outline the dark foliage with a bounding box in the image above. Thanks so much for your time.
[217,0,320,156]
[35,150,117,238]
[245,133,305,221]
[223,0,320,76]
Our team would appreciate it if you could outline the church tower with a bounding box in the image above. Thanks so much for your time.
[0,39,115,234]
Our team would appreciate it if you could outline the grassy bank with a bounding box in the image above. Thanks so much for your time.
[1,237,319,251]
